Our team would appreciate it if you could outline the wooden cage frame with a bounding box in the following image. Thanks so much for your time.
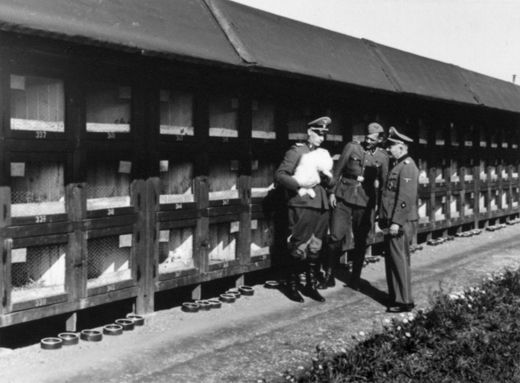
[0,34,519,331]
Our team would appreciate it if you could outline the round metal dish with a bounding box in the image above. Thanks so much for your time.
[103,324,123,336]
[80,329,103,342]
[40,337,63,350]
[115,319,135,331]
[57,332,79,346]
[126,314,145,326]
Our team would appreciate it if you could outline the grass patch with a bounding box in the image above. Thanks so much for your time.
[281,268,520,382]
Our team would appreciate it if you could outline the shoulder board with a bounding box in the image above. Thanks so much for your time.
[352,140,361,145]
[295,143,305,147]
[404,159,410,164]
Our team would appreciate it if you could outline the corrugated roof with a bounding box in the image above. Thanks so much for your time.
[208,0,397,92]
[0,0,242,66]
[0,0,518,114]
[364,40,479,106]
[458,68,520,113]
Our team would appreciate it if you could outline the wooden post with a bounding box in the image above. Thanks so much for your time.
[473,165,480,229]
[191,284,201,301]
[427,168,435,240]
[65,313,77,332]
[235,274,245,288]
[507,165,514,218]
[497,164,504,212]
[132,179,155,314]
[485,165,493,226]
[444,167,452,226]
[238,175,251,266]
[460,167,466,219]
[0,187,11,318]
[65,183,87,330]
[1,238,12,315]
[194,176,209,274]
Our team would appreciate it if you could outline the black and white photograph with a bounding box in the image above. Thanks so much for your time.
[0,0,519,381]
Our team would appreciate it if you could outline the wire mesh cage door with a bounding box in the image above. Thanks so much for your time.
[450,195,461,219]
[87,234,132,288]
[10,160,66,217]
[250,219,273,258]
[418,197,430,224]
[86,159,132,211]
[160,89,194,136]
[479,191,488,213]
[209,94,239,138]
[251,159,275,199]
[464,192,475,216]
[159,160,194,205]
[86,83,131,134]
[10,74,65,133]
[434,195,446,222]
[158,227,195,274]
[208,221,238,264]
[208,159,239,201]
[11,243,66,303]
[287,104,312,141]
[252,99,276,140]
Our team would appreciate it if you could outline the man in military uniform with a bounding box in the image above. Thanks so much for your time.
[380,127,419,313]
[275,116,332,302]
[320,122,388,290]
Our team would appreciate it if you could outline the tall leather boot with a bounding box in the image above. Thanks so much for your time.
[318,268,335,289]
[348,248,365,291]
[319,240,340,289]
[286,273,304,303]
[302,263,325,302]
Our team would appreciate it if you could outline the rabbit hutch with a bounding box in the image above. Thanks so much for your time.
[0,0,519,332]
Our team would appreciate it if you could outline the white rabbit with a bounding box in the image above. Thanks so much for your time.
[292,148,333,198]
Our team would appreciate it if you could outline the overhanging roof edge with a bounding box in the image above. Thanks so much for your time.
[203,0,257,64]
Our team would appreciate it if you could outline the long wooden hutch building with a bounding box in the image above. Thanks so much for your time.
[0,0,519,330]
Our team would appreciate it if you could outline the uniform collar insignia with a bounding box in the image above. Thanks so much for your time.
[396,154,410,164]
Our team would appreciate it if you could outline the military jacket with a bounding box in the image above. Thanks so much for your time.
[381,155,419,226]
[275,143,330,210]
[331,141,389,207]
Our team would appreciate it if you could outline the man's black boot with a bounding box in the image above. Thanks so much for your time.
[286,274,304,303]
[318,269,335,289]
[303,264,325,302]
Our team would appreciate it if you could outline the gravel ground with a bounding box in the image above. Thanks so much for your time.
[1,224,520,383]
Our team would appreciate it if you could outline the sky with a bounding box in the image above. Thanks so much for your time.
[231,0,520,83]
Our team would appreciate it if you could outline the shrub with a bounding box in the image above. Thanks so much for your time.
[284,268,520,383]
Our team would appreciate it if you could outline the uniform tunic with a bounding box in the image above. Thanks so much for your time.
[327,141,388,282]
[275,143,330,261]
[380,154,419,305]
[331,141,389,209]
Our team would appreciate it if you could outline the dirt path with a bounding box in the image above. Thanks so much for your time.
[1,225,520,383]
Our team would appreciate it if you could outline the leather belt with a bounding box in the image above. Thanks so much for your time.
[342,174,364,182]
